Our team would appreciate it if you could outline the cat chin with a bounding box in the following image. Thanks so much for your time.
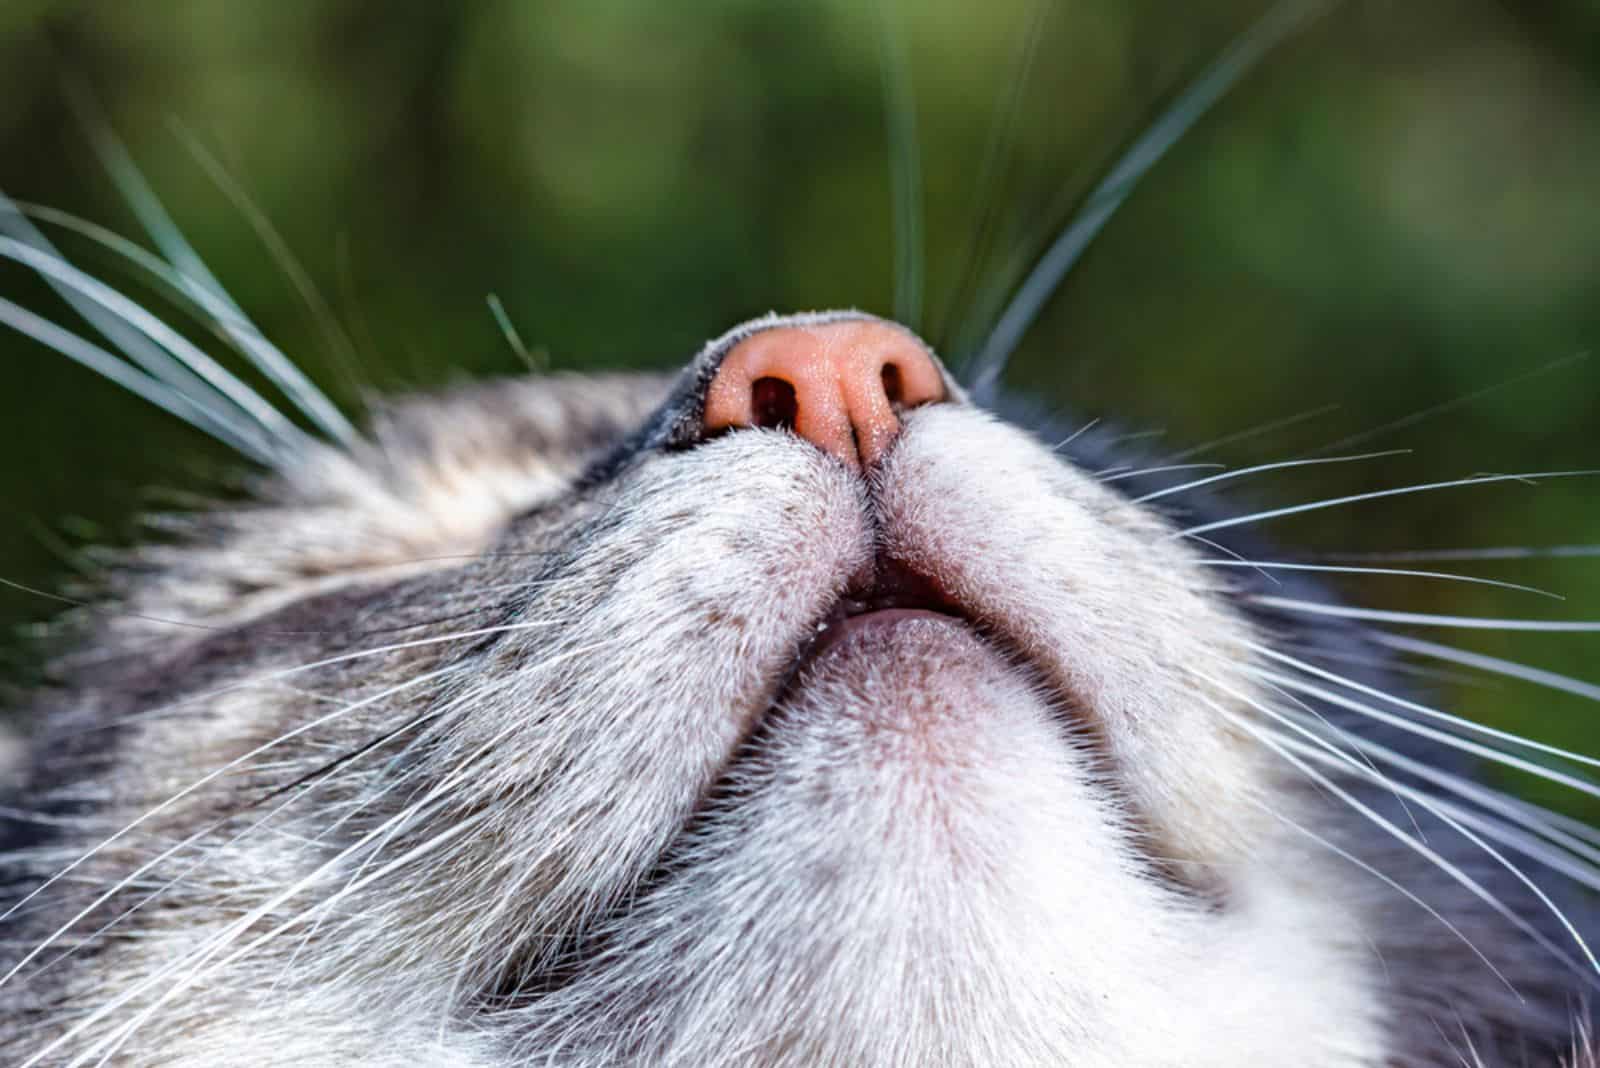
[496,619,1383,1066]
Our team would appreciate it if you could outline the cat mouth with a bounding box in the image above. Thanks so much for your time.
[803,556,970,661]
[772,552,1073,730]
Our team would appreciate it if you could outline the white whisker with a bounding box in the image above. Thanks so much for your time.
[1378,633,1600,704]
[1318,545,1600,563]
[1251,645,1600,780]
[0,235,311,455]
[1247,795,1515,1002]
[0,621,564,929]
[1180,470,1600,539]
[1098,462,1225,483]
[1136,449,1408,504]
[1204,560,1560,599]
[0,664,464,992]
[83,124,359,446]
[1162,402,1341,463]
[1216,702,1557,990]
[0,296,278,464]
[1272,730,1600,974]
[1253,596,1600,632]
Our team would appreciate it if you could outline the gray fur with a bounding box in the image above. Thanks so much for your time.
[0,321,1596,1066]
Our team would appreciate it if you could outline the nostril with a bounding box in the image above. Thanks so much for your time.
[700,316,947,469]
[751,377,798,430]
[880,362,904,408]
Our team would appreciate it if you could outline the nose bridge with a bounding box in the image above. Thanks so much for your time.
[702,317,947,468]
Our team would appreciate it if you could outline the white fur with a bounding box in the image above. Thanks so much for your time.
[8,375,1398,1065]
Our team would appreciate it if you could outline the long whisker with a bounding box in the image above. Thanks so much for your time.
[1263,727,1599,977]
[0,235,312,456]
[878,0,923,330]
[1209,666,1425,836]
[1253,597,1600,633]
[1203,671,1587,978]
[1215,701,1554,991]
[1160,402,1341,463]
[1317,545,1600,563]
[3,200,266,342]
[36,804,493,1068]
[1251,667,1600,803]
[1252,645,1600,777]
[1179,470,1600,539]
[486,293,539,371]
[1135,449,1408,504]
[1202,560,1561,599]
[55,633,630,1065]
[81,121,359,446]
[964,0,1331,396]
[0,664,465,992]
[1247,796,1514,994]
[1307,352,1591,458]
[0,620,562,928]
[168,120,367,412]
[1336,731,1600,877]
[934,0,1048,350]
[0,295,278,463]
[1377,633,1600,704]
[1050,417,1101,452]
[1096,462,1224,483]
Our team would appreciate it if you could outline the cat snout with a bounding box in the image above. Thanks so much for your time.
[701,317,946,468]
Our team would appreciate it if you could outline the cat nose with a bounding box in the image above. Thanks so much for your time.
[702,319,947,468]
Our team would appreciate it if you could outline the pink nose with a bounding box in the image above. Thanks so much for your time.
[702,320,946,468]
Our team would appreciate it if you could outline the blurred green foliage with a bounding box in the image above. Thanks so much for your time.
[0,1,1596,810]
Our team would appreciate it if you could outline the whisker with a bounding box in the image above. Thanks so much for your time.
[1377,633,1600,705]
[1206,665,1426,838]
[34,805,493,1068]
[86,631,625,1061]
[878,0,924,330]
[964,0,1331,395]
[1247,796,1516,1000]
[485,294,539,371]
[1161,402,1341,463]
[1307,352,1591,458]
[1253,597,1600,633]
[0,664,465,991]
[934,0,1047,350]
[96,136,357,446]
[1219,703,1555,991]
[1271,729,1600,975]
[2,200,264,342]
[0,235,312,456]
[168,120,366,414]
[1049,417,1101,452]
[1253,644,1600,775]
[1317,545,1600,564]
[1182,534,1280,586]
[61,79,357,444]
[1100,427,1166,448]
[1179,470,1600,539]
[1250,664,1600,800]
[1097,462,1225,484]
[1338,731,1600,877]
[1203,560,1561,599]
[1135,449,1408,504]
[0,295,278,464]
[0,620,564,929]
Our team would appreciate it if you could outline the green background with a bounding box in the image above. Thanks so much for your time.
[0,1,1596,813]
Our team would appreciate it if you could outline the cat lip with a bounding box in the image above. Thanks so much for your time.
[778,551,1071,721]
[781,551,1085,738]
[804,557,970,661]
